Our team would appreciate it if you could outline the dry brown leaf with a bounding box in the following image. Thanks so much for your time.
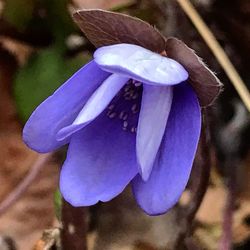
[0,158,59,250]
[32,228,60,250]
[0,49,59,250]
[196,186,226,224]
[195,184,250,247]
[233,200,250,243]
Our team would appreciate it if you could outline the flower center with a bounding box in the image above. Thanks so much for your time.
[106,79,142,133]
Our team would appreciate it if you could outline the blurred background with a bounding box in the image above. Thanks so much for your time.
[0,0,249,249]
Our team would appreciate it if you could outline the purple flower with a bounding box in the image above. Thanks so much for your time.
[23,43,201,215]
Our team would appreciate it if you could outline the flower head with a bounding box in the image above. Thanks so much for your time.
[23,10,222,215]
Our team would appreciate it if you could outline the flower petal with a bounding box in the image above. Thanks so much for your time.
[94,44,188,86]
[60,112,138,206]
[56,74,129,141]
[23,61,110,153]
[136,85,173,181]
[132,83,201,215]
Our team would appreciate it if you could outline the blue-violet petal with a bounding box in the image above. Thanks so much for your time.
[136,85,173,181]
[56,74,129,141]
[23,61,110,153]
[60,112,138,206]
[132,83,201,215]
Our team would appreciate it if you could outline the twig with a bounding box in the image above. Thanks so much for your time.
[219,161,236,250]
[0,153,52,216]
[176,0,250,112]
[61,199,87,250]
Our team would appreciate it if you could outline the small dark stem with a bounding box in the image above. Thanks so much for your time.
[219,162,236,250]
[185,127,211,224]
[61,199,87,250]
[175,110,211,249]
[0,153,52,216]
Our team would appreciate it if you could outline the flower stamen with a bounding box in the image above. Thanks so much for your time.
[106,79,142,133]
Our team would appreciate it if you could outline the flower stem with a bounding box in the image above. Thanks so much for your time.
[175,111,211,249]
[61,199,87,250]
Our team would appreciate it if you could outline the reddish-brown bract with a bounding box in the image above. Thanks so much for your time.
[73,9,223,106]
[73,9,166,53]
[166,38,223,106]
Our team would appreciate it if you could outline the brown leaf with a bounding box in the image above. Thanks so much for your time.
[0,48,59,250]
[166,37,223,107]
[0,140,59,250]
[73,9,166,53]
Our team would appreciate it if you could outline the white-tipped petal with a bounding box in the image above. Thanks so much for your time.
[94,43,188,86]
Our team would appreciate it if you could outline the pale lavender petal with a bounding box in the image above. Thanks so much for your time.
[60,112,138,206]
[23,61,110,153]
[56,74,129,141]
[136,85,173,181]
[94,44,188,86]
[132,83,201,215]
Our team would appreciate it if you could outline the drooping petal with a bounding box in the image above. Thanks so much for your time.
[23,61,110,153]
[94,44,188,86]
[136,85,173,181]
[56,74,129,141]
[132,83,201,215]
[60,112,138,206]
